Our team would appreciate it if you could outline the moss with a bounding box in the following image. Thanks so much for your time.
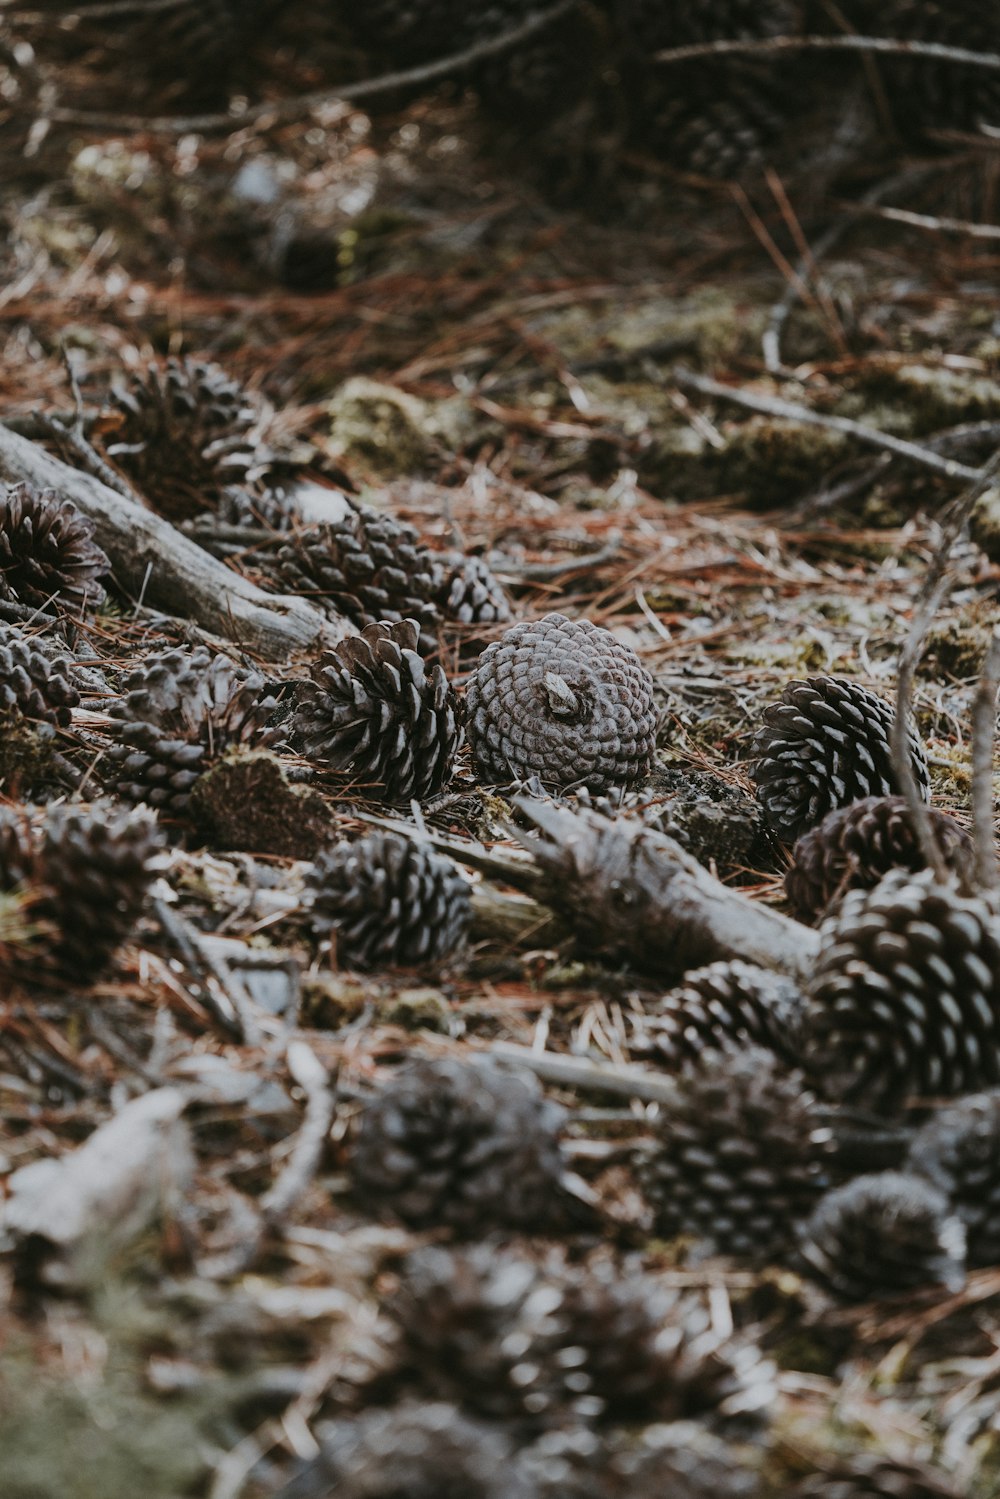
[378,987,451,1031]
[189,751,339,859]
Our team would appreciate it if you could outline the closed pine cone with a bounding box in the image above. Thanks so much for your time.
[349,1057,569,1233]
[0,626,79,732]
[908,1093,1000,1268]
[292,619,462,803]
[786,796,973,921]
[631,960,806,1070]
[466,612,657,792]
[105,357,263,520]
[750,676,930,844]
[796,1170,966,1301]
[801,870,1000,1111]
[274,503,441,654]
[306,833,471,970]
[0,483,108,615]
[638,1046,834,1259]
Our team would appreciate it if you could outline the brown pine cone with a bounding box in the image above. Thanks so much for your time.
[292,619,462,803]
[466,613,657,792]
[796,1170,966,1301]
[306,833,471,970]
[638,1047,834,1259]
[0,626,79,732]
[801,870,1000,1111]
[349,1057,569,1233]
[750,676,930,844]
[908,1093,1000,1269]
[273,503,441,653]
[0,483,109,615]
[631,959,806,1070]
[105,357,264,520]
[786,796,974,921]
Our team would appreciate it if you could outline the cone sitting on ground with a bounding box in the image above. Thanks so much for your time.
[637,1046,835,1260]
[801,869,1000,1111]
[0,482,109,615]
[796,1170,966,1301]
[908,1093,1000,1268]
[785,795,974,921]
[292,619,462,803]
[105,357,263,521]
[750,676,930,844]
[349,1057,570,1233]
[0,626,79,733]
[466,612,657,792]
[434,550,513,626]
[306,832,471,970]
[631,959,806,1071]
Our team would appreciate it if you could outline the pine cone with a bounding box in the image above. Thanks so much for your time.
[273,503,441,653]
[638,1047,834,1259]
[215,484,297,532]
[791,1454,962,1499]
[631,960,806,1070]
[796,1170,966,1301]
[105,358,263,520]
[466,613,657,792]
[885,1,1000,141]
[631,70,789,177]
[387,1242,775,1427]
[292,619,462,803]
[349,1057,568,1232]
[306,833,471,970]
[801,870,1000,1111]
[0,483,109,615]
[290,1401,522,1499]
[606,1421,762,1498]
[908,1094,1000,1268]
[0,802,163,979]
[434,550,513,626]
[750,677,930,844]
[0,626,79,732]
[786,796,974,922]
[105,647,280,814]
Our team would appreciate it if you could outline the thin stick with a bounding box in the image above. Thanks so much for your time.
[43,2,578,135]
[893,448,1000,882]
[491,1041,683,1107]
[669,366,983,483]
[970,632,1000,891]
[261,1043,335,1225]
[852,203,1000,243]
[653,35,1000,73]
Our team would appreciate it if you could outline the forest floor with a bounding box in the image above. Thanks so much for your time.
[1,12,1000,1497]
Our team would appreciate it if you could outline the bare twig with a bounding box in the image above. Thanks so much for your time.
[669,366,984,484]
[492,1041,683,1107]
[654,34,1000,73]
[850,203,1000,243]
[260,1043,335,1227]
[42,2,578,135]
[970,632,1000,891]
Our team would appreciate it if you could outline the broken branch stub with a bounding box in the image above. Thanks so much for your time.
[0,423,351,662]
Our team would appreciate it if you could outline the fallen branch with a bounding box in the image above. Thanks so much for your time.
[653,34,1000,74]
[0,423,346,661]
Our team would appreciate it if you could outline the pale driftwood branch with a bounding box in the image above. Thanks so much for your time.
[492,1042,684,1106]
[0,423,347,661]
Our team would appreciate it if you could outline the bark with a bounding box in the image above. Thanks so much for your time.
[0,423,350,662]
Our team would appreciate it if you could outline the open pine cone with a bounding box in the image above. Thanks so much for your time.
[105,357,264,520]
[631,959,806,1071]
[908,1093,1000,1268]
[0,625,79,732]
[638,1046,834,1259]
[466,612,657,792]
[293,619,462,803]
[796,1170,966,1301]
[0,483,109,615]
[349,1057,570,1234]
[786,796,973,921]
[801,870,1000,1111]
[751,676,931,844]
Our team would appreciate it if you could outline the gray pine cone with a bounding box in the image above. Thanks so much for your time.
[751,677,930,844]
[908,1093,1000,1268]
[631,960,805,1071]
[0,482,109,615]
[292,619,462,803]
[801,870,1000,1111]
[434,550,513,626]
[273,503,441,654]
[106,357,263,520]
[0,626,79,732]
[786,796,973,922]
[466,612,657,792]
[796,1170,966,1301]
[638,1047,834,1259]
[349,1057,569,1233]
[306,833,471,970]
